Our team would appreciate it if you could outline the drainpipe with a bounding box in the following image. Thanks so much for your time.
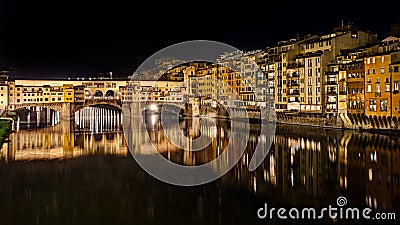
[390,64,393,120]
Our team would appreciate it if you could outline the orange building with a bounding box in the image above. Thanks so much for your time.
[364,54,392,117]
[390,61,400,118]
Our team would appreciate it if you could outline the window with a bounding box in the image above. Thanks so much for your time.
[372,68,376,74]
[372,57,376,63]
[395,81,399,91]
[316,97,320,103]
[367,69,370,75]
[376,77,380,83]
[308,69,313,76]
[376,84,380,92]
[380,99,388,111]
[369,99,376,111]
[308,78,312,85]
[394,66,399,72]
[316,87,320,93]
[367,84,372,92]
[308,59,313,67]
[381,67,385,74]
[367,58,371,64]
[308,87,313,95]
[385,83,390,92]
[308,97,313,104]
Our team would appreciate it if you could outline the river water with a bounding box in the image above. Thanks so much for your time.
[1,107,399,225]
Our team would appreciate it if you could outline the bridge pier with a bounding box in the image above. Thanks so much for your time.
[61,102,75,120]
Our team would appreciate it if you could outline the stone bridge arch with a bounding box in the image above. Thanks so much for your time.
[14,103,63,113]
[74,102,122,113]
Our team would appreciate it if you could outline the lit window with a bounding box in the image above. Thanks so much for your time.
[369,99,376,111]
[380,99,388,111]
[376,84,380,92]
[381,56,385,62]
[385,83,390,92]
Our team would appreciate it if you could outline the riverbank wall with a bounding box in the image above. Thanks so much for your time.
[201,105,400,131]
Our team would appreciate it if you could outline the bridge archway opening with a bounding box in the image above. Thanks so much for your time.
[94,90,104,99]
[105,90,115,98]
[85,90,92,98]
[76,104,122,113]
[141,103,184,115]
[13,106,61,127]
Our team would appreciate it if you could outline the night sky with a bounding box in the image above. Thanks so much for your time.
[0,0,399,79]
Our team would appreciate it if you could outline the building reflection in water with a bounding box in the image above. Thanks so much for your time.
[0,107,127,162]
[1,107,400,223]
[222,125,400,212]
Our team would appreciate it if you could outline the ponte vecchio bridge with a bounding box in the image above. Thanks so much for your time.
[3,79,188,120]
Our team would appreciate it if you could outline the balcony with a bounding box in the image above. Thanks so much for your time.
[287,72,300,78]
[325,71,338,76]
[287,82,300,87]
[325,81,338,85]
[327,60,346,65]
[287,91,300,96]
[291,72,300,77]
[326,91,337,96]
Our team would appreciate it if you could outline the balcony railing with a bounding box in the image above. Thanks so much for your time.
[326,92,337,95]
[287,91,300,96]
[287,82,300,87]
[325,71,339,76]
[325,81,338,85]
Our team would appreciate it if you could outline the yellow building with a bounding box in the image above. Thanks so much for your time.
[63,84,74,102]
[42,85,51,103]
[50,86,64,103]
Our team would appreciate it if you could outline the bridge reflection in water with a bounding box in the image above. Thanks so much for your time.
[0,110,400,225]
[1,107,127,162]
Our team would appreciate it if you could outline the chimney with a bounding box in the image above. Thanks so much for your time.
[391,24,400,37]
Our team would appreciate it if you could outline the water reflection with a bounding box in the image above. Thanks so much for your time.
[1,107,126,162]
[0,110,400,225]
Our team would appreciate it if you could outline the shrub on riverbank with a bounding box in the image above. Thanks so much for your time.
[0,118,12,148]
